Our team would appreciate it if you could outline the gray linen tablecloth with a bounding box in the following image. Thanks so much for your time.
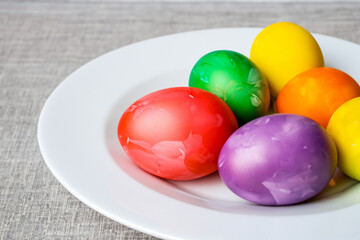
[1,1,359,239]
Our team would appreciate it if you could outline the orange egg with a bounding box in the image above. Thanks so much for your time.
[276,67,360,128]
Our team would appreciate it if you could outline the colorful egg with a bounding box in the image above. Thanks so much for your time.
[218,114,337,206]
[189,50,270,126]
[276,67,360,128]
[250,22,324,97]
[327,97,360,181]
[118,87,238,180]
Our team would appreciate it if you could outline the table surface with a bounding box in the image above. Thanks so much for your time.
[1,1,360,239]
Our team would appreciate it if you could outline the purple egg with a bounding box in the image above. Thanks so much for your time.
[218,114,337,206]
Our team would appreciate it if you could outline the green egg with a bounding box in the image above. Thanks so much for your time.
[189,50,270,125]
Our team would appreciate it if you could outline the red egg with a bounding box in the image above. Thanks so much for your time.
[118,87,238,180]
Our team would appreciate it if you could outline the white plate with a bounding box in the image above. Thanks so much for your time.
[38,28,360,240]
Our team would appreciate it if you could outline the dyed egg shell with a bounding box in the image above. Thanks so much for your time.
[276,67,360,128]
[327,97,360,181]
[250,22,324,97]
[189,50,270,126]
[118,87,238,180]
[218,114,337,206]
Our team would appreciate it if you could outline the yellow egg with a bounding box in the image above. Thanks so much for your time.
[250,22,324,97]
[327,97,360,181]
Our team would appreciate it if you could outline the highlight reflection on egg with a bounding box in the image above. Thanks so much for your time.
[118,87,238,180]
